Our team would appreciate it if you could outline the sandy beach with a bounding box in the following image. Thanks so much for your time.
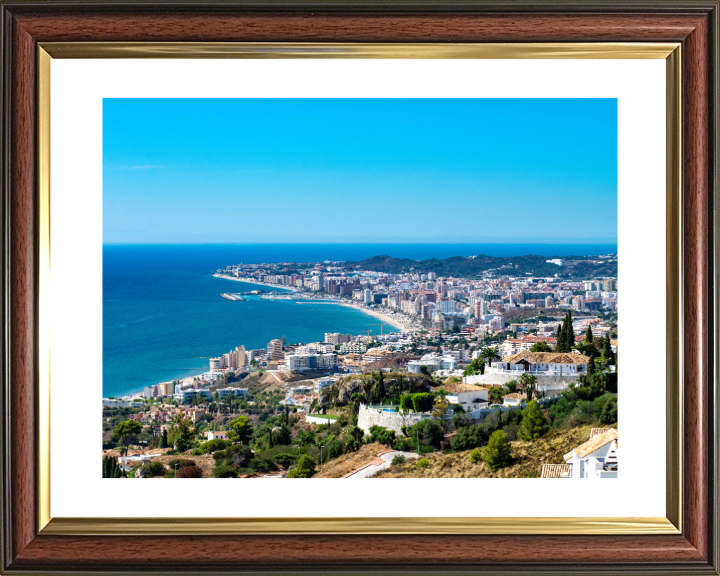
[213,273,418,333]
[213,273,299,293]
[331,302,419,333]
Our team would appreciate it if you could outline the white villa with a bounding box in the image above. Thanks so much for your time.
[207,430,228,441]
[117,453,161,472]
[542,428,618,479]
[489,351,590,376]
[408,353,458,374]
[502,392,527,407]
[434,382,489,414]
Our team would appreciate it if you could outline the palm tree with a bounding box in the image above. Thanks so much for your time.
[480,346,501,368]
[518,372,538,401]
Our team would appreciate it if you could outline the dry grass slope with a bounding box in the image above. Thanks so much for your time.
[319,442,388,478]
[380,423,617,478]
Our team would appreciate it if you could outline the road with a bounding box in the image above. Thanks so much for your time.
[343,450,419,479]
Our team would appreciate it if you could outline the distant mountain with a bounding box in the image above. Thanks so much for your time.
[346,254,617,279]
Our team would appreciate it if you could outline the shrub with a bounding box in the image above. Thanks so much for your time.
[198,439,231,454]
[416,458,430,468]
[411,393,435,413]
[502,423,519,442]
[212,450,227,461]
[286,455,316,478]
[599,396,618,424]
[273,453,297,467]
[518,400,549,441]
[141,461,165,477]
[368,425,396,447]
[177,465,203,478]
[421,420,444,448]
[211,463,237,478]
[249,458,272,473]
[391,454,407,466]
[226,444,254,468]
[404,420,444,449]
[393,438,411,451]
[324,438,345,460]
[451,424,487,451]
[167,458,194,471]
[453,414,475,429]
[469,448,482,464]
[481,430,513,472]
[399,394,415,412]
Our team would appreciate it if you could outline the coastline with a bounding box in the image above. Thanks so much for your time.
[212,273,297,293]
[214,273,416,332]
[110,274,413,398]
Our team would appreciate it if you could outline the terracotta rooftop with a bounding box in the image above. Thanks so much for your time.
[501,350,590,365]
[565,429,618,461]
[435,383,489,394]
[541,464,571,478]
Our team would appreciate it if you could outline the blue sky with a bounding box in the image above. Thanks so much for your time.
[103,98,617,244]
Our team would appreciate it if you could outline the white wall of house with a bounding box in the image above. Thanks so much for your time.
[568,442,617,479]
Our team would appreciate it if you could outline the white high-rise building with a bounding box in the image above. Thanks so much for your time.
[363,289,373,304]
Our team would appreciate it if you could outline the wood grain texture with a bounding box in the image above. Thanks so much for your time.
[1,3,717,574]
[8,534,707,568]
[13,12,705,42]
[8,14,37,564]
[681,12,711,561]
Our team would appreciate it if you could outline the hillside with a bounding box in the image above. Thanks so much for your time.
[376,423,615,478]
[320,442,389,478]
[345,254,617,279]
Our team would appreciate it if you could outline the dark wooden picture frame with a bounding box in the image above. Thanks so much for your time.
[1,1,718,573]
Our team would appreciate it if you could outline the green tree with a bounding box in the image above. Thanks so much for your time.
[585,325,594,343]
[480,346,501,367]
[159,429,168,449]
[463,357,486,376]
[599,396,618,424]
[368,425,396,447]
[227,415,253,445]
[602,335,615,364]
[431,394,451,432]
[518,373,537,401]
[399,394,415,413]
[286,455,316,478]
[518,400,549,441]
[481,430,513,471]
[587,355,596,376]
[349,426,364,444]
[114,420,142,457]
[564,312,575,351]
[211,463,237,478]
[530,341,552,352]
[167,416,194,451]
[556,322,565,351]
[488,386,505,404]
[411,393,435,413]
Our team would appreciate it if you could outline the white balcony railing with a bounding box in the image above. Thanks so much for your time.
[488,368,586,375]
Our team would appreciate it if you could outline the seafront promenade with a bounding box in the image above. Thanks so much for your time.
[213,273,417,332]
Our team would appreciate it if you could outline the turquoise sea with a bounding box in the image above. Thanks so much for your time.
[103,243,616,397]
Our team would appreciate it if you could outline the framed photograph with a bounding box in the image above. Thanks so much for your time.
[1,1,718,574]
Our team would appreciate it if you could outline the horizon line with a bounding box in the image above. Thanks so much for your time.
[102,240,618,246]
